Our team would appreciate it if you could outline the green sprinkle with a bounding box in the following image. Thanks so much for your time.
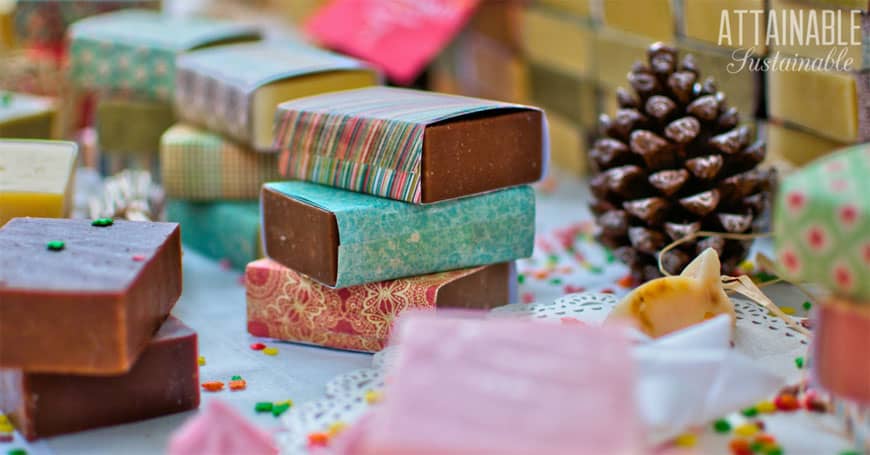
[756,271,777,283]
[839,451,861,455]
[740,406,759,417]
[547,254,559,264]
[750,441,764,452]
[765,446,783,455]
[712,418,731,433]
[271,402,290,417]
[802,301,812,311]
[231,375,242,381]
[7,449,27,455]
[589,265,603,274]
[1,92,12,107]
[795,356,805,369]
[254,402,273,413]
[46,240,65,251]
[605,250,616,263]
[517,274,525,284]
[91,218,114,227]
[549,278,562,285]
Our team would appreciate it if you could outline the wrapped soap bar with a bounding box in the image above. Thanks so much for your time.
[768,61,870,142]
[813,297,870,404]
[602,0,674,41]
[0,92,56,139]
[69,10,260,102]
[261,181,535,288]
[13,0,160,47]
[521,5,595,79]
[246,259,515,352]
[0,218,182,374]
[161,124,281,200]
[0,140,77,226]
[175,41,378,151]
[774,144,870,300]
[166,200,261,270]
[683,0,766,54]
[96,97,176,155]
[0,316,199,440]
[275,86,546,203]
[767,121,848,168]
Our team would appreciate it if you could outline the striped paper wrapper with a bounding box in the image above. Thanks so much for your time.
[160,124,281,200]
[275,86,547,203]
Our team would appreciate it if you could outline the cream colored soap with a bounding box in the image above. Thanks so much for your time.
[0,140,77,226]
[766,121,848,167]
[594,27,662,91]
[602,0,675,41]
[767,61,860,142]
[607,248,735,338]
[547,112,588,176]
[683,0,767,54]
[521,5,595,78]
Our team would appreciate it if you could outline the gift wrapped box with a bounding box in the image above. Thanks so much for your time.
[275,86,547,203]
[175,41,378,151]
[13,0,160,47]
[69,10,260,102]
[160,124,281,200]
[0,91,56,139]
[246,258,515,352]
[96,97,175,155]
[774,143,870,300]
[165,200,261,270]
[261,181,535,288]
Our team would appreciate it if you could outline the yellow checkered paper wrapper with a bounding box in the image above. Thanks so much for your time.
[159,123,281,200]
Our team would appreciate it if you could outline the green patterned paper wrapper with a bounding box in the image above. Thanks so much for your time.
[69,10,260,102]
[166,200,261,270]
[96,97,175,155]
[774,144,870,301]
[160,124,281,200]
[263,181,535,288]
[275,86,548,204]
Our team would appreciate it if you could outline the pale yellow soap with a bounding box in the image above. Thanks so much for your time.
[547,112,588,176]
[521,5,595,79]
[766,121,848,167]
[767,62,859,142]
[769,0,865,66]
[607,248,735,338]
[0,140,77,226]
[602,0,675,41]
[594,27,664,91]
[683,0,767,54]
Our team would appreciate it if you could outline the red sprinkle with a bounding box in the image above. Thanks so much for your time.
[237,275,246,286]
[563,284,586,293]
[774,393,800,411]
[616,275,634,288]
[754,434,776,445]
[560,317,585,326]
[229,379,247,391]
[600,288,615,294]
[307,432,330,447]
[0,434,12,443]
[728,438,752,455]
[131,254,146,262]
[202,381,224,392]
[250,342,266,351]
[521,292,535,304]
[219,259,232,270]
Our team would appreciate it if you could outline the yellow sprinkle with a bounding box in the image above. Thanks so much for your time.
[734,423,759,437]
[739,260,755,272]
[0,422,13,433]
[327,421,347,437]
[263,347,279,356]
[674,433,697,447]
[0,414,8,425]
[757,400,776,413]
[364,390,382,404]
[197,356,206,366]
[781,307,796,315]
[276,399,294,407]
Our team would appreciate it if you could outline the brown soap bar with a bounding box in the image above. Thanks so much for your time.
[0,316,199,440]
[0,218,182,374]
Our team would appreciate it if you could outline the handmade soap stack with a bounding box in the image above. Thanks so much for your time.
[163,40,378,269]
[0,216,198,440]
[67,9,261,175]
[766,0,869,167]
[246,86,546,352]
[773,143,870,450]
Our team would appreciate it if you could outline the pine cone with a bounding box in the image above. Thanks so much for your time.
[590,43,775,283]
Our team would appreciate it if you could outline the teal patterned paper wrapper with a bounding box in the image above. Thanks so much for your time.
[774,144,870,301]
[262,181,535,288]
[166,200,261,270]
[275,86,549,204]
[69,10,260,102]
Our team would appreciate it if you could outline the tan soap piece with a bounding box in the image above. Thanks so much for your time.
[683,0,766,54]
[607,248,735,338]
[602,0,675,41]
[678,40,763,118]
[767,62,864,142]
[594,27,662,90]
[0,140,77,227]
[521,5,595,78]
[766,121,848,167]
[538,0,591,16]
[547,112,588,175]
[769,0,867,66]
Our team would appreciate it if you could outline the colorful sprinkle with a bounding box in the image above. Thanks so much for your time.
[132,254,146,262]
[729,438,752,455]
[560,317,584,326]
[46,240,64,251]
[739,260,755,272]
[795,356,805,369]
[0,416,8,426]
[734,423,759,437]
[517,274,525,284]
[757,400,776,413]
[521,292,535,304]
[549,278,562,285]
[839,451,862,455]
[231,375,242,380]
[802,301,812,311]
[754,434,777,445]
[713,418,732,433]
[327,421,347,437]
[764,446,783,455]
[272,402,290,417]
[740,406,758,417]
[229,379,246,391]
[7,449,26,455]
[276,399,293,407]
[673,433,697,447]
[774,393,800,411]
[617,275,634,288]
[254,402,273,413]
[250,342,266,350]
[307,432,329,447]
[781,307,796,315]
[0,423,12,434]
[262,347,279,356]
[91,218,114,227]
[364,390,382,404]
[218,259,232,271]
[1,92,12,106]
[197,356,206,366]
[563,284,585,293]
[201,381,224,392]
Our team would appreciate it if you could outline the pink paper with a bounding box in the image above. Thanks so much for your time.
[350,312,640,454]
[168,399,278,455]
[305,0,480,84]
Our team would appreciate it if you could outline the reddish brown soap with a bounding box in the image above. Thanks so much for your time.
[0,316,199,440]
[0,218,182,374]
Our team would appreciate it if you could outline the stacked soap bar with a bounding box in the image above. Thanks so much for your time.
[773,143,870,449]
[0,217,197,439]
[0,140,77,226]
[766,121,848,168]
[246,87,545,350]
[163,41,377,269]
[68,10,261,165]
[0,92,56,139]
